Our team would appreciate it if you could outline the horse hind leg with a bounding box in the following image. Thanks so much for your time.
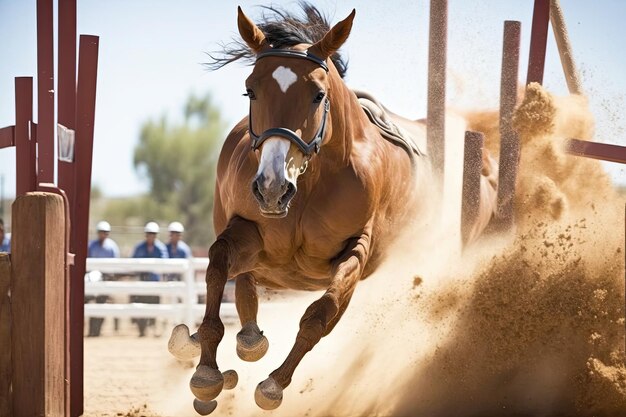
[255,233,369,410]
[235,273,269,362]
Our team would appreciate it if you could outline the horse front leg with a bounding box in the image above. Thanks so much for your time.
[255,232,371,410]
[235,273,269,361]
[184,217,262,406]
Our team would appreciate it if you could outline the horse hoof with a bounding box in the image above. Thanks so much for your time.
[193,399,217,415]
[222,369,238,390]
[168,324,200,361]
[236,322,269,362]
[254,377,283,410]
[190,365,224,401]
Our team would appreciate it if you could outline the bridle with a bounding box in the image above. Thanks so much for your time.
[248,49,331,157]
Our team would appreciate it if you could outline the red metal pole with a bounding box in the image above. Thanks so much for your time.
[15,77,36,196]
[461,131,484,246]
[36,0,55,183]
[427,0,448,183]
[57,3,77,414]
[526,0,550,85]
[70,34,99,417]
[496,21,522,231]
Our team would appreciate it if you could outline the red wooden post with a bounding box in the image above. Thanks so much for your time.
[427,0,448,183]
[461,131,484,246]
[564,139,626,164]
[15,77,36,196]
[70,34,99,417]
[36,0,55,183]
[526,0,550,85]
[57,2,77,414]
[496,21,522,230]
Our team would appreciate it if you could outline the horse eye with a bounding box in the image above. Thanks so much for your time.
[313,91,325,103]
[244,89,256,100]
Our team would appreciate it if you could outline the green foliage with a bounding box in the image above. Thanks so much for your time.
[129,92,227,247]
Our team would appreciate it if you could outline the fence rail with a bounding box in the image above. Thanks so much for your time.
[84,257,216,328]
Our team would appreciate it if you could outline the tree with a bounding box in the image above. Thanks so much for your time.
[132,93,227,247]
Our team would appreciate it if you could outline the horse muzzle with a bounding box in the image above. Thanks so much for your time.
[252,173,297,218]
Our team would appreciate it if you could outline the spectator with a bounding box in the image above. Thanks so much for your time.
[0,219,11,253]
[86,221,120,337]
[131,221,168,337]
[166,221,192,259]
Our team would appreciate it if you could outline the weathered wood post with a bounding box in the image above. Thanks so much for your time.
[550,0,583,95]
[11,192,66,416]
[495,21,522,231]
[0,253,11,416]
[461,131,485,245]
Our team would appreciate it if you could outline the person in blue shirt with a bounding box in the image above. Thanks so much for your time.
[86,221,120,336]
[0,219,11,253]
[166,221,192,259]
[131,221,168,336]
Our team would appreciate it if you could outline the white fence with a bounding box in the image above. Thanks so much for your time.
[84,257,236,328]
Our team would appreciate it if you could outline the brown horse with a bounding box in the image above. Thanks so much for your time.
[168,4,497,414]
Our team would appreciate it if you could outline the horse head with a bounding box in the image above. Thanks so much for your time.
[237,6,356,218]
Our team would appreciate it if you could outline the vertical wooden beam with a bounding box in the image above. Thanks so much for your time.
[71,34,99,417]
[57,3,77,414]
[15,77,36,196]
[526,0,550,85]
[36,0,55,183]
[550,0,583,94]
[0,254,11,416]
[11,193,66,417]
[427,0,448,183]
[496,21,522,231]
[58,0,78,216]
[461,131,484,246]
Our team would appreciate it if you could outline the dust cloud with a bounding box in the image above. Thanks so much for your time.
[156,84,625,417]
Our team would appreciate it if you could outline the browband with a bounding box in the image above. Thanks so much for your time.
[255,49,329,73]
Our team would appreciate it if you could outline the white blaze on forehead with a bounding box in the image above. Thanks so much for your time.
[257,138,290,187]
[272,66,297,93]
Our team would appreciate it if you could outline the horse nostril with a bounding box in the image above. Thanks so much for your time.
[252,178,264,203]
[279,181,296,206]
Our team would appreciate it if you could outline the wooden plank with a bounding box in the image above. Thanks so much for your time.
[71,34,99,417]
[36,0,55,183]
[461,131,484,246]
[0,126,14,149]
[495,21,522,231]
[15,77,35,196]
[526,0,550,85]
[550,0,583,94]
[564,138,626,165]
[0,254,11,416]
[426,0,448,182]
[12,193,66,416]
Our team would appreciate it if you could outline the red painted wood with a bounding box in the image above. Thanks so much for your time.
[526,0,550,85]
[564,139,626,165]
[0,126,14,149]
[36,0,55,183]
[15,77,35,196]
[70,34,99,417]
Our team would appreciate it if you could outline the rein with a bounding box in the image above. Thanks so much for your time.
[248,49,331,157]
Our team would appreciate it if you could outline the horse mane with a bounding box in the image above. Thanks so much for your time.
[205,2,348,78]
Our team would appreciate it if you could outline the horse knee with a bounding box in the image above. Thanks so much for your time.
[198,318,225,344]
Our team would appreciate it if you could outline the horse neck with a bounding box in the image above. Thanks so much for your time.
[320,74,368,169]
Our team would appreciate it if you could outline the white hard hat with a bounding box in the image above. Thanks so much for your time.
[144,221,160,233]
[168,221,185,233]
[96,221,111,232]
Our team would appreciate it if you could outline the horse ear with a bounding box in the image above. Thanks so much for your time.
[310,9,356,60]
[237,6,266,53]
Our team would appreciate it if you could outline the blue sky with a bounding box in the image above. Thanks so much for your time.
[0,0,624,198]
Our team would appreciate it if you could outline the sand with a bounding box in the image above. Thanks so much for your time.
[84,84,626,416]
